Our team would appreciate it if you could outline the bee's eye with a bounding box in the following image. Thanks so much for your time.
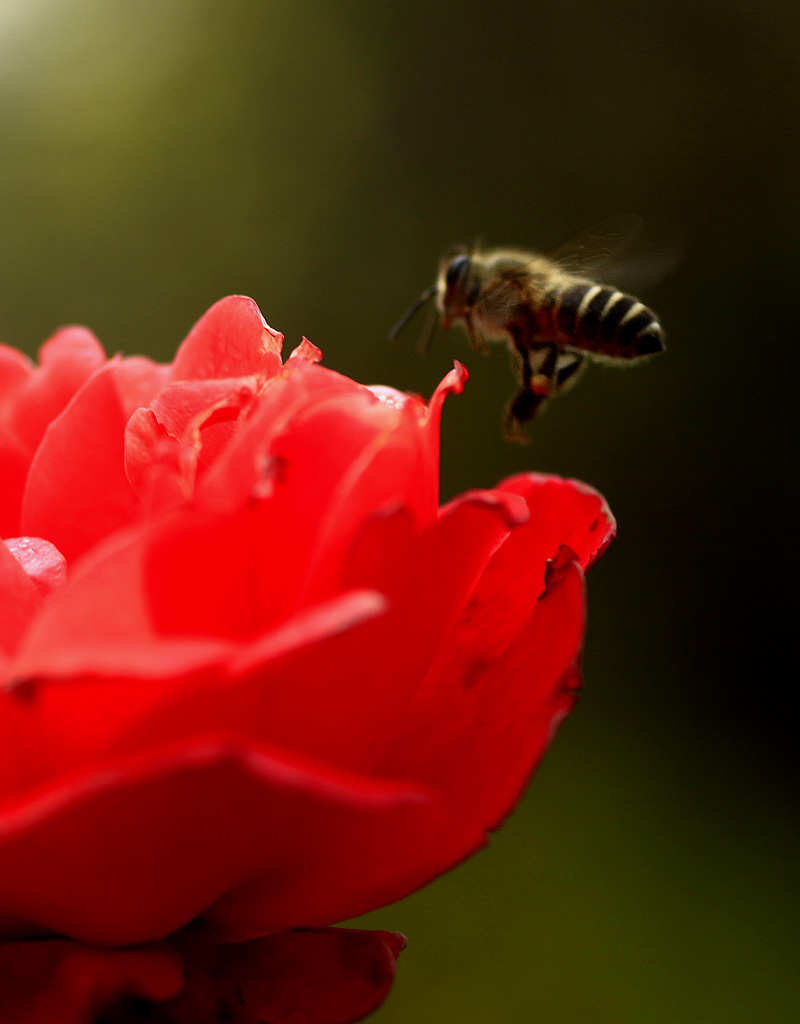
[445,255,471,289]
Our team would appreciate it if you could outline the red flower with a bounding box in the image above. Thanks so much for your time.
[0,297,614,1022]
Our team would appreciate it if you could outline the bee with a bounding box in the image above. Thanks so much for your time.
[391,217,667,441]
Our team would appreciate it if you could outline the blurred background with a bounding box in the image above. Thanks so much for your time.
[0,0,797,1020]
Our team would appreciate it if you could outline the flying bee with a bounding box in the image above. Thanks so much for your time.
[391,217,668,441]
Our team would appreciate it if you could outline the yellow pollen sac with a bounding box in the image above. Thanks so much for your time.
[531,374,550,395]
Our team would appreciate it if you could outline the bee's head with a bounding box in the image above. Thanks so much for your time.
[438,249,479,328]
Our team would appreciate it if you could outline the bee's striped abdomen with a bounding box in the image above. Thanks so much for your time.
[547,282,664,359]
[552,283,592,338]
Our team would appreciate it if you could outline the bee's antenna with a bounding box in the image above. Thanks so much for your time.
[389,285,437,342]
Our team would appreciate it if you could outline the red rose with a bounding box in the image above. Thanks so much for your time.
[0,297,614,1023]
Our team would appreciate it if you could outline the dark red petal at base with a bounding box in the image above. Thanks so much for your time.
[160,927,406,1024]
[0,929,404,1024]
[0,939,183,1024]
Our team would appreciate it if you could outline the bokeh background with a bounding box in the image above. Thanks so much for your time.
[1,1,797,1020]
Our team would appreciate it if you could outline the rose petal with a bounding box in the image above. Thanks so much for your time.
[8,328,107,456]
[20,360,160,562]
[150,377,258,446]
[499,473,616,571]
[169,296,284,384]
[143,504,306,639]
[3,538,66,598]
[124,408,193,514]
[162,928,405,1024]
[211,563,585,935]
[378,556,586,866]
[0,938,183,1024]
[7,585,389,791]
[0,300,614,981]
[420,360,468,504]
[0,344,33,403]
[439,473,614,672]
[200,361,437,515]
[342,488,529,690]
[122,491,528,783]
[218,560,586,928]
[91,591,394,778]
[6,527,239,689]
[0,434,31,539]
[112,356,171,414]
[0,733,439,945]
[287,336,323,365]
[124,379,261,518]
[196,365,466,619]
[0,544,41,657]
[207,527,584,937]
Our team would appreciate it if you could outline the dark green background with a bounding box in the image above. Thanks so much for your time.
[1,1,797,1020]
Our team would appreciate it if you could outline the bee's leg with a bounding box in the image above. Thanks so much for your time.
[528,342,559,396]
[463,311,488,354]
[504,388,544,441]
[504,340,558,441]
[417,311,439,355]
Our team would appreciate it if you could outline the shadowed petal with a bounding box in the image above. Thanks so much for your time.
[159,928,405,1024]
[0,938,182,1024]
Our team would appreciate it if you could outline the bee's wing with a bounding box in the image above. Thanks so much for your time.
[554,352,588,394]
[548,214,684,292]
[547,215,643,275]
[524,347,554,376]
